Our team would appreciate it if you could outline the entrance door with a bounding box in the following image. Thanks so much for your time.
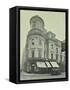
[26,62,31,73]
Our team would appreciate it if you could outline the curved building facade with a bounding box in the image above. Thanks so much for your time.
[23,15,62,73]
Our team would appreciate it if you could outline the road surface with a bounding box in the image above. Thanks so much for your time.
[20,71,65,80]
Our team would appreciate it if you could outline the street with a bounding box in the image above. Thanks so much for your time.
[20,71,66,80]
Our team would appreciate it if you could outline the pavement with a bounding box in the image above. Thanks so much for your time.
[20,71,66,80]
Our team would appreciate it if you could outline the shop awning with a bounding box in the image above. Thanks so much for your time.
[45,62,51,68]
[50,62,59,68]
[36,62,46,68]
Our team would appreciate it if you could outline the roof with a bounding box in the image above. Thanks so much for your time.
[30,15,44,26]
[46,31,56,37]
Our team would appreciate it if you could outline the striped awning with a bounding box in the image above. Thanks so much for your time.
[36,61,59,68]
[45,62,51,68]
[36,62,46,68]
[50,62,59,68]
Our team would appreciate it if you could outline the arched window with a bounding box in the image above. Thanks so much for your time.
[32,50,34,58]
[56,54,58,61]
[51,53,53,59]
[38,49,42,58]
[51,44,53,49]
[56,48,58,53]
[32,39,35,45]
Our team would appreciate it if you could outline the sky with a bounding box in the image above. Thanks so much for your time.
[20,10,65,67]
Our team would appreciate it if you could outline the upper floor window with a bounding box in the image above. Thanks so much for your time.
[51,53,53,59]
[32,39,34,45]
[60,55,62,61]
[56,54,58,61]
[38,49,42,58]
[32,49,35,58]
[32,42,34,45]
[56,48,58,53]
[39,39,42,45]
[51,44,53,49]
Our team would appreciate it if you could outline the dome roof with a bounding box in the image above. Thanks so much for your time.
[30,15,44,26]
[27,15,47,39]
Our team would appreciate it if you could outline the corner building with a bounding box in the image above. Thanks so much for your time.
[24,15,62,73]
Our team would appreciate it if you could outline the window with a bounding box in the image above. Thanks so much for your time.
[32,50,34,58]
[32,21,36,28]
[32,42,34,45]
[56,54,58,61]
[56,48,58,53]
[38,49,42,58]
[32,39,34,45]
[60,55,62,61]
[51,53,53,59]
[39,39,42,45]
[51,44,53,49]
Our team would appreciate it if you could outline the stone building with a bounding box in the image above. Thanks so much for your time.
[23,15,63,73]
[60,40,66,72]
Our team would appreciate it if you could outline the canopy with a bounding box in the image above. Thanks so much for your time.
[36,61,59,68]
[45,62,51,67]
[36,62,46,68]
[50,62,59,68]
